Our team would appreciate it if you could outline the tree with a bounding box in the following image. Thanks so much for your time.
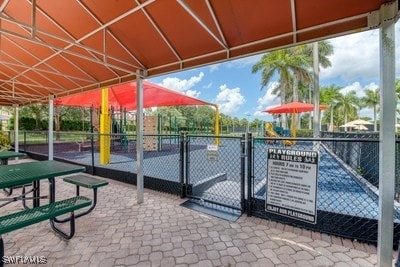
[252,48,311,128]
[252,41,333,129]
[320,84,342,131]
[336,90,359,126]
[20,104,48,130]
[361,88,380,131]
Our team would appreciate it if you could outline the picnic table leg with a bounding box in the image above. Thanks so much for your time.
[1,159,12,196]
[2,188,12,196]
[48,177,55,203]
[0,235,3,267]
[53,188,98,223]
[47,177,77,239]
[33,180,40,207]
[50,213,76,239]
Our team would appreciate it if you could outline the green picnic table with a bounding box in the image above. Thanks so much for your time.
[0,151,27,196]
[0,160,92,263]
[0,151,26,165]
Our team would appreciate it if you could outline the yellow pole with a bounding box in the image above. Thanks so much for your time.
[292,113,297,137]
[214,105,220,146]
[100,88,110,164]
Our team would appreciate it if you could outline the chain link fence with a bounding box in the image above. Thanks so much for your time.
[16,131,182,194]
[322,132,400,201]
[184,134,245,214]
[10,130,400,244]
[251,135,400,244]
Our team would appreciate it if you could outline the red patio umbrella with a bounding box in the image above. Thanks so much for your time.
[263,102,327,137]
[264,101,327,114]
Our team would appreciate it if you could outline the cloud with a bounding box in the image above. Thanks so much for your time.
[253,82,281,117]
[203,82,213,89]
[209,64,220,72]
[159,72,204,96]
[321,23,400,83]
[340,82,364,97]
[185,90,201,98]
[215,84,246,115]
[320,30,380,83]
[225,54,262,69]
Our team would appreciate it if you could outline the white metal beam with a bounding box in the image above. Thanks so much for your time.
[13,104,18,153]
[76,0,145,69]
[136,70,144,204]
[48,95,54,160]
[205,0,228,48]
[378,10,396,267]
[0,60,96,84]
[0,12,142,71]
[290,0,297,43]
[136,0,182,64]
[178,0,227,50]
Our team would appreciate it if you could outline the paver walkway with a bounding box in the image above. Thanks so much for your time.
[1,158,396,266]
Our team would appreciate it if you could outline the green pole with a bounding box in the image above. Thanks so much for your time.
[158,113,162,151]
[174,116,177,144]
[169,114,172,146]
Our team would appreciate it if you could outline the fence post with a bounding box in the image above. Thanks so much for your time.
[179,131,186,198]
[247,132,253,216]
[185,132,190,187]
[89,107,95,175]
[23,131,26,152]
[240,134,246,213]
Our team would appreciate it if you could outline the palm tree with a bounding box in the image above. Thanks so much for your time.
[320,84,342,131]
[336,90,359,126]
[361,88,380,131]
[395,79,400,123]
[252,48,311,128]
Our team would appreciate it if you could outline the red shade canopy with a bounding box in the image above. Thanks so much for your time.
[0,1,395,106]
[264,101,327,114]
[55,81,213,110]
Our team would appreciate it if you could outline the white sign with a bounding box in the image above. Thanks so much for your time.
[266,148,319,224]
[207,144,218,161]
[207,144,218,151]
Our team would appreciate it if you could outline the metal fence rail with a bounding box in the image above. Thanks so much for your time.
[322,132,400,201]
[184,134,245,214]
[10,130,400,244]
[251,135,400,244]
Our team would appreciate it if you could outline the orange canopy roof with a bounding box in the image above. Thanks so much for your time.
[0,0,396,106]
[55,81,213,110]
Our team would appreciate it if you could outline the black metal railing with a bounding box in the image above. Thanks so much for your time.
[9,130,400,245]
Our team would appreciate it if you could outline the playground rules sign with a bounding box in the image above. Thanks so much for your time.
[266,148,319,224]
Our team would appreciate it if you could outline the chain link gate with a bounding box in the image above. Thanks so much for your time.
[183,133,246,215]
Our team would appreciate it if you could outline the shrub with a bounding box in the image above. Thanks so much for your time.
[0,130,10,151]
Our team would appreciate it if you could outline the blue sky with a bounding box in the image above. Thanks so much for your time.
[149,22,400,121]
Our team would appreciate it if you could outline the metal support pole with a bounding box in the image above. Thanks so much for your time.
[240,134,246,212]
[312,42,320,138]
[312,42,321,152]
[90,107,95,175]
[48,95,54,160]
[13,104,19,153]
[185,133,190,186]
[136,70,145,204]
[179,131,185,198]
[378,15,396,267]
[247,133,253,216]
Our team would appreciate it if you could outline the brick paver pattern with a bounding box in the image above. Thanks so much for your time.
[1,159,395,266]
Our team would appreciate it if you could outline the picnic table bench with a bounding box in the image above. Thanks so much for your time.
[54,175,109,222]
[0,160,106,263]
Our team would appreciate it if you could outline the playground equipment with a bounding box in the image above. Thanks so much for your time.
[265,122,295,146]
